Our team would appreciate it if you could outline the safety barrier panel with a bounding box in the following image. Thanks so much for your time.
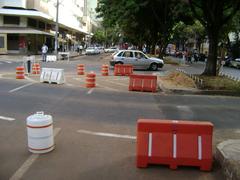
[46,55,57,62]
[101,64,109,76]
[58,52,70,61]
[136,119,213,171]
[129,74,157,92]
[86,72,96,88]
[40,68,65,84]
[77,64,85,75]
[32,63,41,74]
[114,64,133,76]
[16,66,25,79]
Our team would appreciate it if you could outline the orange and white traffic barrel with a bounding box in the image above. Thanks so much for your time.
[86,72,96,88]
[101,64,109,76]
[16,66,25,79]
[32,63,40,74]
[77,64,85,75]
[26,112,54,154]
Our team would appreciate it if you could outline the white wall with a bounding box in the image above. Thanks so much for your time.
[0,0,27,8]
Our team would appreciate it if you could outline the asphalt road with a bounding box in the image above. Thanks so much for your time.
[0,54,239,180]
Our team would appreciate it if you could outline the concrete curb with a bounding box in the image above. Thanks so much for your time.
[215,140,240,180]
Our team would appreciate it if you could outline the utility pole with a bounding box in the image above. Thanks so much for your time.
[54,0,59,55]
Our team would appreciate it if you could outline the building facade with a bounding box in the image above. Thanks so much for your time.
[0,0,90,54]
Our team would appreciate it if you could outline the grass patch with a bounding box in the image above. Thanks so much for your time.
[199,75,240,91]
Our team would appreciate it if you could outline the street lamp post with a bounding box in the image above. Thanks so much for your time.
[54,0,59,55]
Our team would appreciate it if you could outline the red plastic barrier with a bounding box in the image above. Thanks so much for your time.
[136,119,213,171]
[114,64,133,76]
[129,74,157,92]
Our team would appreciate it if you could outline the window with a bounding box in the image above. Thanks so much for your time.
[123,51,133,58]
[117,51,124,57]
[3,16,20,25]
[0,37,5,48]
[28,18,37,28]
[38,21,45,30]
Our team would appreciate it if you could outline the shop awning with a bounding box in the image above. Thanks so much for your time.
[0,27,54,36]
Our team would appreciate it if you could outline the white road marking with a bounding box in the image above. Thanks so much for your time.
[77,129,136,140]
[9,128,61,180]
[24,76,38,83]
[87,88,94,94]
[9,82,35,93]
[0,116,15,121]
[6,61,12,64]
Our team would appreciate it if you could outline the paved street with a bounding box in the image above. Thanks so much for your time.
[0,54,239,179]
[170,57,240,79]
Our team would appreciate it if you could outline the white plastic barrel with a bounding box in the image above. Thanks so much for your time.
[26,112,54,153]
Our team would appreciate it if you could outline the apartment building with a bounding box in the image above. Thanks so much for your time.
[0,0,89,54]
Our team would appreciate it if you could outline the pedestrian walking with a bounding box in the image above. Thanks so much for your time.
[41,44,48,62]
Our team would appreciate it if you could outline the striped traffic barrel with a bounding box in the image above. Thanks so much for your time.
[101,64,109,76]
[16,66,25,79]
[77,64,85,75]
[86,72,96,88]
[26,112,54,154]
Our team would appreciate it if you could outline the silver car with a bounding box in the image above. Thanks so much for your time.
[85,47,100,55]
[110,50,164,70]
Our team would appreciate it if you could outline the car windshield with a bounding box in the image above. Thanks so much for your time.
[87,47,94,50]
[134,52,148,59]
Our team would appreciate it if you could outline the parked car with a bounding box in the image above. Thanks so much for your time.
[104,47,118,53]
[110,50,164,71]
[85,47,100,55]
[230,58,240,69]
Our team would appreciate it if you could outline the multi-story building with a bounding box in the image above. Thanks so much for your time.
[0,0,89,54]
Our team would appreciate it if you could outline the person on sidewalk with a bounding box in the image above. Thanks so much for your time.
[41,44,48,62]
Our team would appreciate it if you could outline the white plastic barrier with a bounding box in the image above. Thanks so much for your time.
[46,55,57,62]
[40,68,65,84]
[58,52,70,61]
[26,111,54,154]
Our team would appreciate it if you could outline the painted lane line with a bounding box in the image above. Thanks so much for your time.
[9,82,35,93]
[77,129,136,140]
[87,88,94,94]
[9,128,61,180]
[0,116,15,121]
[6,61,12,64]
[24,76,38,83]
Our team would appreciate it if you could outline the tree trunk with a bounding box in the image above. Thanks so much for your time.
[202,32,219,76]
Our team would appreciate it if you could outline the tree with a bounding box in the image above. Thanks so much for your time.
[97,0,192,57]
[189,0,240,76]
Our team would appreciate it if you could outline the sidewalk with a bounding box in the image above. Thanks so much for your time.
[0,51,81,62]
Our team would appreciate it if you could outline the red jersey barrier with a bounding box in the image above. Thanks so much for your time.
[129,74,157,92]
[114,64,133,76]
[136,119,213,171]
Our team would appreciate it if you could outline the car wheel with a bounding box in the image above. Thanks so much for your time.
[115,62,123,65]
[150,63,158,71]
